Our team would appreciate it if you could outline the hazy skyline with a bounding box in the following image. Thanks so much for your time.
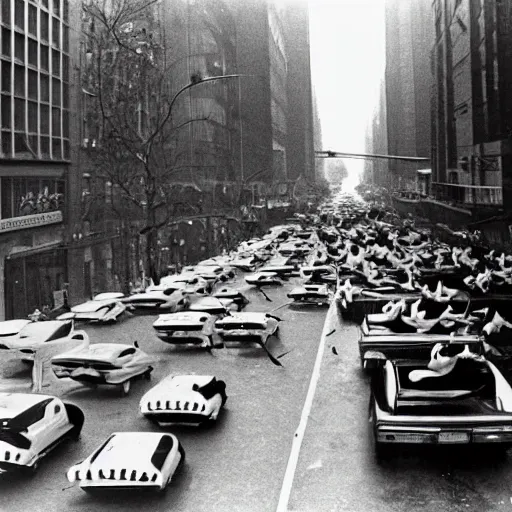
[308,0,386,188]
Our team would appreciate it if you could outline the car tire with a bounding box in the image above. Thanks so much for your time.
[25,459,40,476]
[121,380,131,396]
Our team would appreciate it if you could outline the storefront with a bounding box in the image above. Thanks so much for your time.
[4,247,67,319]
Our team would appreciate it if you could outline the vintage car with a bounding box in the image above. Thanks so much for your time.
[123,286,189,312]
[152,312,218,347]
[212,287,250,311]
[0,320,89,361]
[259,258,297,276]
[187,296,234,315]
[0,319,32,342]
[214,312,280,348]
[299,265,337,285]
[0,392,84,474]
[57,293,126,323]
[182,264,228,284]
[245,271,283,287]
[197,259,236,280]
[158,274,211,295]
[277,240,313,259]
[287,284,332,306]
[140,374,227,425]
[51,342,153,396]
[67,432,185,492]
[370,352,512,458]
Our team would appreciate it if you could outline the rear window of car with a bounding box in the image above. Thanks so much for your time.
[150,435,174,470]
[9,398,53,429]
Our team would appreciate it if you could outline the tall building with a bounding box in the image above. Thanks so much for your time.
[384,0,432,189]
[432,0,512,212]
[283,0,315,182]
[0,0,74,319]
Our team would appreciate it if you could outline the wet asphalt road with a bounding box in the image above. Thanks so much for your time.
[0,274,328,512]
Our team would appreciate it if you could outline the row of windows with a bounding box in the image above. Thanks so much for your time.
[1,95,69,136]
[1,32,70,71]
[1,65,69,106]
[1,0,69,29]
[0,130,70,160]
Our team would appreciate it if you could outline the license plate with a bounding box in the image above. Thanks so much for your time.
[438,431,469,443]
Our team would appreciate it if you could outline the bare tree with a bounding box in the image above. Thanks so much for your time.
[81,0,216,284]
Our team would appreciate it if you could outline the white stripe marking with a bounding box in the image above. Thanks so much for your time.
[276,302,337,512]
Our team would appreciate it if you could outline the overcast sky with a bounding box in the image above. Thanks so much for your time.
[308,0,386,188]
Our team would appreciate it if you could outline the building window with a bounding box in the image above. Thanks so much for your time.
[28,38,37,66]
[14,64,24,95]
[14,0,24,29]
[52,17,59,48]
[40,73,49,101]
[51,77,60,104]
[1,0,10,25]
[28,4,37,36]
[53,0,60,17]
[52,48,59,76]
[1,27,12,57]
[14,32,24,62]
[28,69,37,99]
[14,97,24,130]
[41,44,49,70]
[1,95,11,128]
[1,60,11,92]
[41,11,49,41]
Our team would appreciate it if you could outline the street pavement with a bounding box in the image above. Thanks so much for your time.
[0,273,329,512]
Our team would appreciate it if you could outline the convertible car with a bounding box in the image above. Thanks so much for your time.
[287,284,332,306]
[67,432,185,492]
[58,293,126,323]
[370,350,512,458]
[0,392,84,474]
[140,374,227,425]
[153,312,218,347]
[51,342,153,396]
[0,320,89,361]
[214,312,280,348]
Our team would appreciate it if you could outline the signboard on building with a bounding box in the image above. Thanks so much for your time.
[0,211,63,234]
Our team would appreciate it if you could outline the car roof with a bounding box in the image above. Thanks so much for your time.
[0,392,55,419]
[90,432,171,469]
[93,293,124,301]
[161,374,215,388]
[54,343,134,362]
[0,319,31,336]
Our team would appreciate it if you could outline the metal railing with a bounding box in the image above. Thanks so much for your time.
[432,182,502,206]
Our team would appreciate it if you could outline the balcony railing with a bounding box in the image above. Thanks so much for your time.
[432,182,503,206]
[0,211,63,234]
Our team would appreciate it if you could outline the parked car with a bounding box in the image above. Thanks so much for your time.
[187,296,234,315]
[212,287,250,311]
[245,271,283,287]
[0,392,84,474]
[287,284,332,306]
[123,286,189,312]
[369,350,512,458]
[67,432,185,492]
[0,320,89,361]
[214,312,280,348]
[51,342,153,396]
[140,374,227,425]
[153,312,218,347]
[57,293,126,323]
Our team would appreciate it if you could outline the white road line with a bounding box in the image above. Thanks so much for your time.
[276,302,337,512]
